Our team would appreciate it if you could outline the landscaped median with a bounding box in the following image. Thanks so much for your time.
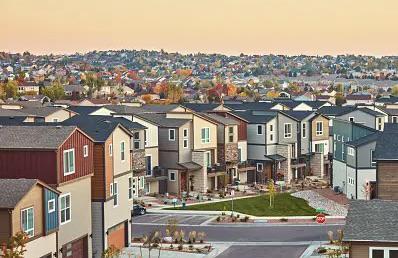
[165,193,317,217]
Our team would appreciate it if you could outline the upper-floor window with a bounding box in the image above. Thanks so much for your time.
[269,124,273,132]
[183,128,189,148]
[302,123,306,138]
[113,182,119,207]
[48,199,56,213]
[63,149,75,176]
[256,163,263,172]
[393,116,398,123]
[377,117,383,130]
[315,143,324,154]
[371,150,376,167]
[83,145,88,158]
[347,147,355,156]
[284,123,292,138]
[169,171,176,181]
[21,207,34,237]
[201,128,210,143]
[53,118,59,122]
[228,126,234,143]
[257,125,263,135]
[60,193,71,224]
[205,151,211,168]
[134,132,140,150]
[349,117,354,122]
[109,144,113,156]
[144,130,148,147]
[120,141,125,161]
[168,129,176,141]
[370,247,398,258]
[316,121,323,136]
[270,134,273,141]
[128,177,133,200]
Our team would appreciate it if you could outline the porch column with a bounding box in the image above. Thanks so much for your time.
[214,175,218,190]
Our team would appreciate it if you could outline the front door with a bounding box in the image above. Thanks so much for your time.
[180,171,187,193]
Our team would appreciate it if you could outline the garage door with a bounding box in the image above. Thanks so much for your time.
[108,222,127,250]
[62,236,88,258]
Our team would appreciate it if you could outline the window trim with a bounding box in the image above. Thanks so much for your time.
[48,199,56,213]
[63,148,75,176]
[183,128,189,148]
[201,127,210,143]
[109,144,113,156]
[284,123,292,138]
[371,150,376,167]
[169,171,176,181]
[349,117,355,122]
[347,146,355,156]
[21,207,34,237]
[316,121,323,136]
[83,145,89,158]
[128,176,133,200]
[392,116,398,123]
[369,247,398,258]
[113,181,119,207]
[168,129,176,141]
[302,123,306,138]
[59,193,71,225]
[120,141,126,162]
[257,125,263,135]
[256,163,263,172]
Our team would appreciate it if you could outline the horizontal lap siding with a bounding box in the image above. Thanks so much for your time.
[0,150,57,184]
[377,161,398,200]
[350,242,398,258]
[59,130,94,184]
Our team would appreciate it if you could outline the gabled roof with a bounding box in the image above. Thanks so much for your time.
[381,108,398,116]
[317,106,356,116]
[105,105,145,115]
[0,116,28,125]
[356,108,385,117]
[19,106,69,117]
[346,94,372,100]
[230,110,277,124]
[375,123,398,160]
[346,132,381,147]
[141,104,182,113]
[63,115,135,142]
[344,200,398,242]
[0,109,30,117]
[135,113,190,128]
[67,106,104,116]
[280,111,314,121]
[0,179,37,208]
[0,125,78,149]
[200,113,239,125]
[182,103,222,112]
[224,102,276,111]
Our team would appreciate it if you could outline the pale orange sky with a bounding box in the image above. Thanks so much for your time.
[1,0,396,56]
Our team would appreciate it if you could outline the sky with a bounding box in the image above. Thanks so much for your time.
[1,0,397,56]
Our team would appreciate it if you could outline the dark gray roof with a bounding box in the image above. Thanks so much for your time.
[135,113,190,128]
[178,162,202,171]
[317,106,356,116]
[280,111,314,121]
[265,154,287,161]
[300,101,329,109]
[224,102,276,111]
[357,108,385,117]
[142,104,181,113]
[376,95,398,104]
[0,116,28,125]
[0,125,77,149]
[182,103,222,112]
[105,105,145,114]
[63,115,136,142]
[375,123,398,160]
[381,108,398,116]
[344,200,398,242]
[201,113,239,125]
[346,132,381,147]
[0,109,30,117]
[68,106,103,115]
[230,110,277,124]
[0,179,37,208]
[19,106,65,117]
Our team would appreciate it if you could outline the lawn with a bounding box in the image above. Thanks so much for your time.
[167,193,317,217]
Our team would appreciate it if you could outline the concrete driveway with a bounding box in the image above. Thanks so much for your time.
[216,245,308,258]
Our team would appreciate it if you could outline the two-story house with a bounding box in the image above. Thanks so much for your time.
[63,115,136,256]
[337,107,386,131]
[0,179,60,258]
[0,125,94,258]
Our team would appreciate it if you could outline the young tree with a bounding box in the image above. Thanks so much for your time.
[267,179,276,208]
[1,232,28,258]
[3,81,18,99]
[84,73,104,98]
[42,81,65,101]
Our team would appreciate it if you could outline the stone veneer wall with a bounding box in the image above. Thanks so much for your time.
[276,144,292,183]
[132,150,146,172]
[191,151,208,193]
[310,152,324,178]
[217,143,238,165]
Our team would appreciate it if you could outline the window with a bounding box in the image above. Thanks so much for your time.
[284,123,292,138]
[183,128,189,148]
[302,123,306,138]
[53,118,59,122]
[169,171,176,181]
[128,177,133,200]
[377,117,383,131]
[238,147,242,162]
[109,144,113,156]
[146,155,152,176]
[316,121,323,136]
[144,130,148,146]
[205,151,211,168]
[257,125,263,135]
[371,150,376,167]
[48,199,55,213]
[256,163,263,172]
[333,143,336,158]
[269,124,273,132]
[110,183,113,196]
[113,182,118,206]
[139,176,145,189]
[342,144,345,161]
[348,177,355,185]
[134,132,140,150]
[349,117,354,122]
[83,145,88,157]
[168,129,176,141]
[63,149,75,176]
[370,247,398,258]
[60,194,71,224]
[347,147,355,156]
[201,128,210,143]
[120,141,125,161]
[21,207,34,237]
[393,116,398,123]
[270,134,273,141]
[291,144,296,158]
[228,126,234,143]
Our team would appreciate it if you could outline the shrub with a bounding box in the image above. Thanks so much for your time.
[280,218,288,222]
[216,216,221,222]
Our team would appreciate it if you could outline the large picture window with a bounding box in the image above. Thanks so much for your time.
[60,194,71,224]
[63,149,75,175]
[21,207,34,237]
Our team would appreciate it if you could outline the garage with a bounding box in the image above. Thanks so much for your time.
[62,236,88,258]
[107,221,128,250]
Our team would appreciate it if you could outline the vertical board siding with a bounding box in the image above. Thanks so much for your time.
[59,129,94,183]
[92,144,106,200]
[44,188,59,233]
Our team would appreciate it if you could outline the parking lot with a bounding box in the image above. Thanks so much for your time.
[132,214,213,225]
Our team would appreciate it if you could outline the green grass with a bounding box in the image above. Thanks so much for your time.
[167,193,317,217]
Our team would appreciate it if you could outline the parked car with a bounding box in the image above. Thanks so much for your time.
[132,204,146,216]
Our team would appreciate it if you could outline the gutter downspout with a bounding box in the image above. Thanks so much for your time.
[355,147,358,199]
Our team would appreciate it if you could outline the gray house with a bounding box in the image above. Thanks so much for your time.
[337,108,386,131]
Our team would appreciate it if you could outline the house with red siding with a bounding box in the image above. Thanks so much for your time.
[0,125,94,258]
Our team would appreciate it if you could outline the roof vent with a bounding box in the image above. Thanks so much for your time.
[104,120,111,124]
[56,125,62,129]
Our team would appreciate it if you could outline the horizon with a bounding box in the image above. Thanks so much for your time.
[1,0,397,57]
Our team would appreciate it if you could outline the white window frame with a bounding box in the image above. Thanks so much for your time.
[371,150,376,167]
[110,183,113,196]
[120,141,126,162]
[284,123,292,138]
[53,118,59,122]
[144,130,148,147]
[183,128,189,148]
[83,145,88,158]
[228,126,234,143]
[59,193,71,225]
[316,121,323,136]
[169,171,176,181]
[133,132,140,150]
[347,147,355,156]
[369,247,398,258]
[128,177,133,200]
[393,116,398,123]
[302,123,306,138]
[63,149,75,176]
[257,125,263,135]
[48,199,56,213]
[256,163,263,172]
[168,129,176,141]
[349,117,355,122]
[205,151,211,168]
[21,207,34,237]
[270,134,273,141]
[113,182,118,207]
[201,128,210,143]
[269,124,273,132]
[109,144,113,156]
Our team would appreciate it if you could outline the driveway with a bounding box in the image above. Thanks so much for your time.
[132,214,213,225]
[216,245,308,258]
